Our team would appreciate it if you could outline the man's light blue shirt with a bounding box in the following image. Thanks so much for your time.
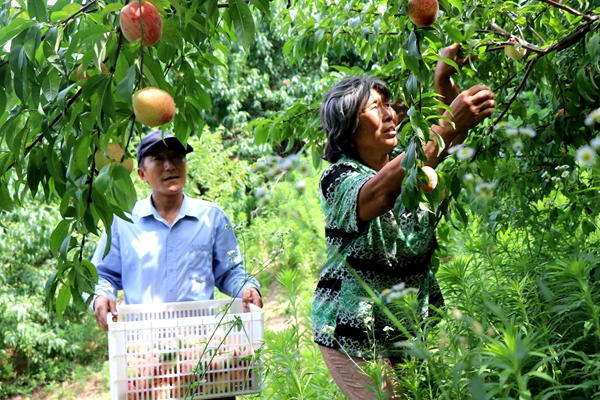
[91,194,259,305]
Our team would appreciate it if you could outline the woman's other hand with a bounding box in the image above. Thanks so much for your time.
[436,43,474,80]
[444,85,495,133]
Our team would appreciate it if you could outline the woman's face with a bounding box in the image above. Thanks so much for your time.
[353,89,398,157]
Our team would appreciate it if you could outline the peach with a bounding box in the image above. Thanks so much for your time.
[505,38,527,60]
[122,158,134,174]
[407,0,439,27]
[77,62,108,81]
[420,166,438,193]
[132,87,176,127]
[120,1,163,46]
[95,143,125,169]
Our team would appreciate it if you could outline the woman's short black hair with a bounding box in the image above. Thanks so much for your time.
[321,75,391,163]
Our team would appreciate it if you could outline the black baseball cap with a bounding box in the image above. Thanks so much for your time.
[136,131,193,165]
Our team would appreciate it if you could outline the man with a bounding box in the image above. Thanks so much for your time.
[91,130,262,331]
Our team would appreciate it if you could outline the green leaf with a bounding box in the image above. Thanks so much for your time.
[110,164,137,213]
[249,0,270,16]
[26,147,43,196]
[468,375,485,400]
[0,18,35,48]
[0,179,13,211]
[142,54,168,89]
[0,86,6,115]
[42,67,60,101]
[446,0,462,12]
[55,283,71,319]
[9,45,27,77]
[116,64,137,105]
[65,25,111,59]
[161,18,183,51]
[23,23,42,62]
[586,33,599,58]
[577,68,593,102]
[28,0,47,22]
[50,220,70,258]
[443,23,464,43]
[229,0,255,51]
[75,134,92,174]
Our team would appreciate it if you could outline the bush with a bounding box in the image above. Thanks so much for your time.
[0,201,107,397]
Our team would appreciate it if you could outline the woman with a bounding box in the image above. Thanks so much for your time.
[312,47,495,400]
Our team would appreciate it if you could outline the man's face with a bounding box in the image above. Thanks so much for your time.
[137,147,187,196]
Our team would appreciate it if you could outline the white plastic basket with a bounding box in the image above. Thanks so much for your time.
[107,298,264,399]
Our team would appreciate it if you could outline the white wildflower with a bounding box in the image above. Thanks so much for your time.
[540,170,548,178]
[267,165,280,177]
[561,170,570,178]
[519,127,536,138]
[463,173,475,184]
[475,182,495,194]
[364,316,373,324]
[585,108,600,126]
[322,325,335,336]
[447,145,461,155]
[456,146,475,160]
[512,140,524,152]
[295,180,307,194]
[266,155,282,165]
[575,145,597,168]
[383,326,394,333]
[278,157,295,171]
[297,162,311,176]
[590,137,600,150]
[505,128,519,137]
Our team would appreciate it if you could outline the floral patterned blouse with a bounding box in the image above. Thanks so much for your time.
[311,151,443,359]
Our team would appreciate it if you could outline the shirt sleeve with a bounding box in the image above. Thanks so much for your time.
[320,162,371,234]
[211,210,260,298]
[90,219,123,303]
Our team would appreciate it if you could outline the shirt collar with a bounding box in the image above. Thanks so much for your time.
[133,193,196,223]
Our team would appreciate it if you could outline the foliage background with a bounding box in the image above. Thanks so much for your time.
[2,0,600,398]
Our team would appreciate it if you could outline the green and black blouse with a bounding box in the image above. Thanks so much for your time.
[311,150,443,359]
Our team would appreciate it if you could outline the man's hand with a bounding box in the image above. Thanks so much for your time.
[94,295,118,331]
[242,288,263,312]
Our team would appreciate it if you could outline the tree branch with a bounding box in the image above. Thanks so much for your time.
[470,15,600,162]
[537,0,594,21]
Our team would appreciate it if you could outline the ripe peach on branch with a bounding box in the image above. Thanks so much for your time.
[76,62,108,81]
[504,38,527,60]
[407,0,439,27]
[120,1,163,46]
[132,87,176,127]
[420,166,438,193]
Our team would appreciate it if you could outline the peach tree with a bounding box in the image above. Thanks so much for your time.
[250,0,600,241]
[0,0,269,315]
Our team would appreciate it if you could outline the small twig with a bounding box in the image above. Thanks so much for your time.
[489,22,543,53]
[59,0,99,26]
[537,0,594,21]
[492,72,518,93]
